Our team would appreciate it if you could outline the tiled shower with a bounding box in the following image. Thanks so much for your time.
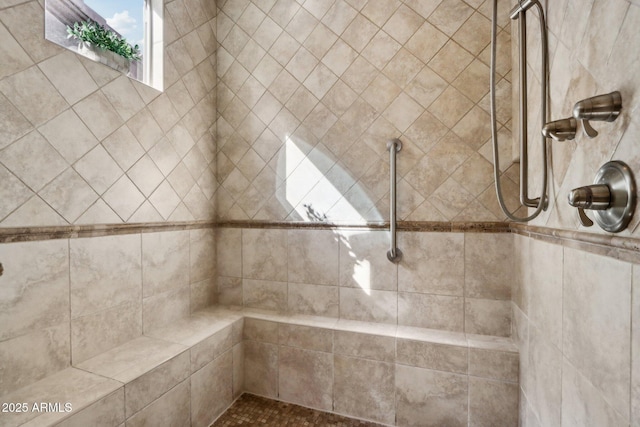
[0,0,639,426]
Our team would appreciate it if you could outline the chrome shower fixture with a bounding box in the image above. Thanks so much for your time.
[573,91,622,138]
[509,0,537,19]
[490,0,549,222]
[541,117,577,142]
[568,161,635,232]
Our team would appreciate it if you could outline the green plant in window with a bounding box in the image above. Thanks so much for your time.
[67,20,141,61]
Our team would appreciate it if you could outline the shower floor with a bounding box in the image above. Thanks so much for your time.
[211,394,386,427]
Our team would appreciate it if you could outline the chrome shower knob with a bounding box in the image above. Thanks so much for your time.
[573,91,622,138]
[542,117,577,142]
[567,161,636,233]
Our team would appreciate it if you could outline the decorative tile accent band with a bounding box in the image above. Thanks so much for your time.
[1,220,639,264]
[0,221,215,243]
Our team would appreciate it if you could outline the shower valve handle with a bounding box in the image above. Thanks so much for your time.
[568,184,611,227]
[573,91,622,138]
[567,161,636,233]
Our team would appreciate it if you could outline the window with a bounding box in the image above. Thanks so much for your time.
[45,0,163,90]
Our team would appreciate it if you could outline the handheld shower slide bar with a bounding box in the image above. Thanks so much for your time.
[490,0,549,222]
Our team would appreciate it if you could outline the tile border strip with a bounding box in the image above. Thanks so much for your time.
[0,221,216,243]
[509,223,640,264]
[1,220,639,263]
[215,220,512,233]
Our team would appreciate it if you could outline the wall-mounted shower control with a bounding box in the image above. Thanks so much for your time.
[573,91,622,138]
[568,161,636,232]
[542,117,577,141]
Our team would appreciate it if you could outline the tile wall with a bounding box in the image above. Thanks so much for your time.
[513,1,640,426]
[514,235,640,426]
[0,228,216,396]
[524,0,640,237]
[0,0,221,411]
[217,227,514,336]
[215,0,519,222]
[242,316,519,426]
[0,0,217,227]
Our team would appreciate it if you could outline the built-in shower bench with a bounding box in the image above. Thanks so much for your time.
[1,307,519,426]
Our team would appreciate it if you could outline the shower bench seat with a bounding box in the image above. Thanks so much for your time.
[2,307,519,427]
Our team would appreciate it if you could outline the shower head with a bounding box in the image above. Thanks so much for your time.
[509,0,538,19]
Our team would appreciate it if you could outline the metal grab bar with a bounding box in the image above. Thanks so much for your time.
[387,138,402,263]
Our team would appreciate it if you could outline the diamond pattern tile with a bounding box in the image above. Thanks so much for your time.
[0,0,531,227]
[74,145,124,195]
[214,0,516,222]
[39,169,99,223]
[0,131,68,192]
[0,0,218,227]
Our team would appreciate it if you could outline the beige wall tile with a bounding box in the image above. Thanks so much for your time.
[278,346,333,411]
[0,322,70,395]
[242,228,287,281]
[525,326,562,427]
[561,358,628,427]
[191,325,233,373]
[464,233,513,300]
[469,377,518,427]
[217,276,243,306]
[126,379,190,427]
[398,292,464,331]
[216,228,242,278]
[279,323,333,353]
[142,230,190,298]
[333,355,395,425]
[233,342,244,399]
[191,351,233,427]
[191,277,217,312]
[243,340,278,398]
[334,330,395,363]
[56,389,125,427]
[512,234,529,315]
[1,367,122,426]
[0,130,68,193]
[523,238,563,349]
[70,234,141,319]
[469,347,518,383]
[0,20,32,80]
[71,301,142,364]
[339,287,397,324]
[563,248,631,419]
[398,232,464,296]
[464,298,511,337]
[142,287,191,332]
[397,339,467,374]
[38,51,98,106]
[0,65,68,126]
[0,239,69,341]
[243,318,279,344]
[190,228,216,283]
[39,169,99,223]
[288,282,339,317]
[288,229,339,286]
[396,364,468,427]
[243,279,288,311]
[124,351,190,418]
[338,230,398,291]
